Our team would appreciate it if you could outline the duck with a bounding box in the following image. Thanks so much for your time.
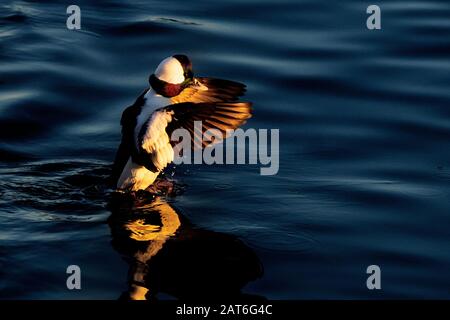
[111,54,252,191]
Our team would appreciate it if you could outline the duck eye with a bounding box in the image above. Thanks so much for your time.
[185,68,193,80]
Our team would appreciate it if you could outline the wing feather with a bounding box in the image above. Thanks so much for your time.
[164,101,252,149]
[135,77,252,171]
[170,77,247,104]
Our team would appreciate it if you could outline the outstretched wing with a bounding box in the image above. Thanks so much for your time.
[165,101,252,149]
[135,101,252,172]
[170,77,247,104]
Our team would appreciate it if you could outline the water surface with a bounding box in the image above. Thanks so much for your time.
[0,0,450,299]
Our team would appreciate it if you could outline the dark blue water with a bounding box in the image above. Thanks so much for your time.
[1,0,450,299]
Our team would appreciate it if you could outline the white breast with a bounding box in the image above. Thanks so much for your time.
[117,89,171,191]
[134,89,170,147]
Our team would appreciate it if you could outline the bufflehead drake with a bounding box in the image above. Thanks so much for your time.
[111,55,252,192]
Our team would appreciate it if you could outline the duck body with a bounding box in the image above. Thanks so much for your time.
[111,54,252,192]
[115,89,171,191]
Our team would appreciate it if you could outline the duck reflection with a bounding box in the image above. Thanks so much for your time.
[107,191,264,300]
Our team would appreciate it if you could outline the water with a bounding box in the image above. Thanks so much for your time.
[1,0,450,299]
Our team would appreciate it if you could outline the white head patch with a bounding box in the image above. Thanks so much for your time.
[154,57,184,84]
